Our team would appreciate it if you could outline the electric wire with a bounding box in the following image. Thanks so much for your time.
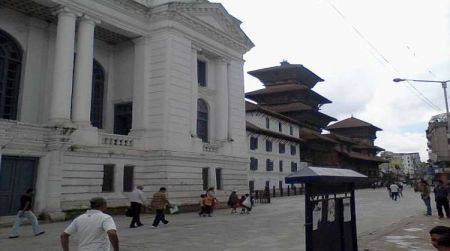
[324,0,442,112]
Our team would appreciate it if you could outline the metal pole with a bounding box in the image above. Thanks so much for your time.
[441,82,450,138]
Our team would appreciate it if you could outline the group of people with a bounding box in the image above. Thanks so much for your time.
[226,191,254,214]
[418,179,450,218]
[387,182,404,201]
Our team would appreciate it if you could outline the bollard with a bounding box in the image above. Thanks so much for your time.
[287,186,290,196]
[273,185,276,198]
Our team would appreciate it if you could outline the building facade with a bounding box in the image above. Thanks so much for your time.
[426,113,450,181]
[245,101,303,192]
[0,0,253,218]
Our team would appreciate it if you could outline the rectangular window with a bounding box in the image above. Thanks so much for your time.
[198,60,207,87]
[202,167,209,191]
[250,137,258,150]
[216,168,223,190]
[266,140,272,152]
[291,145,297,155]
[123,165,134,192]
[102,164,115,192]
[279,160,283,172]
[250,157,258,171]
[249,180,255,193]
[290,126,294,136]
[114,103,132,135]
[215,168,222,190]
[291,162,298,172]
[266,159,273,171]
[278,122,282,132]
[266,117,270,129]
[279,143,285,154]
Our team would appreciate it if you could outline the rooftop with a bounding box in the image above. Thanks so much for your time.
[326,117,382,131]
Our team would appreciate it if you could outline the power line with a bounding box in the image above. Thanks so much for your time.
[324,0,442,112]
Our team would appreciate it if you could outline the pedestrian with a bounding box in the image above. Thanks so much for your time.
[386,184,392,199]
[434,180,450,219]
[398,182,404,197]
[60,197,119,251]
[438,233,450,251]
[198,194,207,216]
[150,187,171,228]
[129,185,146,228]
[430,226,450,250]
[227,191,240,214]
[390,183,399,201]
[9,188,45,239]
[204,187,217,217]
[240,193,252,214]
[419,179,432,216]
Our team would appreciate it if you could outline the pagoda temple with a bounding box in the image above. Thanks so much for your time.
[246,61,337,166]
[324,117,386,182]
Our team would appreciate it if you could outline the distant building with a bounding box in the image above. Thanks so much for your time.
[325,117,386,182]
[245,62,385,187]
[426,113,450,181]
[380,151,421,178]
[245,102,303,192]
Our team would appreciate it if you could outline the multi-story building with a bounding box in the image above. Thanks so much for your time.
[245,61,337,167]
[245,101,303,192]
[380,151,421,179]
[0,0,253,219]
[325,117,386,182]
[426,113,450,181]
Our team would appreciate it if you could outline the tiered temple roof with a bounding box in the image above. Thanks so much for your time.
[246,62,336,132]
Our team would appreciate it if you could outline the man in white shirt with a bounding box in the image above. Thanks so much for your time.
[129,185,146,228]
[60,197,119,251]
[390,183,400,201]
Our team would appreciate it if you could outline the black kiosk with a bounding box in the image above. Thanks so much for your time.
[285,166,367,251]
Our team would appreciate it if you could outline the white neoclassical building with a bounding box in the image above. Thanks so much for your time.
[0,0,253,218]
[245,101,303,192]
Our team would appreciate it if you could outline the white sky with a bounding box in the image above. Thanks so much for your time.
[216,0,450,161]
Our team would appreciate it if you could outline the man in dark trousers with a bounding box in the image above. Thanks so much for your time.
[434,180,450,219]
[150,187,171,228]
[129,185,145,228]
[9,188,45,238]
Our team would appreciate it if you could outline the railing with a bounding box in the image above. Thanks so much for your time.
[99,133,134,147]
[202,140,223,153]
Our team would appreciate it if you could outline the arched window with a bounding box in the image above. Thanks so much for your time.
[91,60,104,128]
[197,99,208,142]
[0,30,22,120]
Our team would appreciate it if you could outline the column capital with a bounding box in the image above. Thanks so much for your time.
[132,36,151,46]
[52,6,82,18]
[216,56,231,64]
[79,15,101,25]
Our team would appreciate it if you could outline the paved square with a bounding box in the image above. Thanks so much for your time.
[0,188,428,250]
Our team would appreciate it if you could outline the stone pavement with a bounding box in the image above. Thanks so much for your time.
[0,188,437,250]
[360,214,449,251]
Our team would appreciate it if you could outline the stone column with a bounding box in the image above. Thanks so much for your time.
[131,36,151,135]
[72,15,98,127]
[190,46,200,137]
[215,59,229,140]
[49,8,78,125]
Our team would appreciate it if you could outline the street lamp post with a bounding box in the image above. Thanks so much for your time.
[393,78,450,138]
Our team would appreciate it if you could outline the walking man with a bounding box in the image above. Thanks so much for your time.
[434,180,450,219]
[419,179,432,216]
[60,197,119,251]
[9,188,45,238]
[390,183,400,201]
[150,187,171,228]
[129,185,145,228]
